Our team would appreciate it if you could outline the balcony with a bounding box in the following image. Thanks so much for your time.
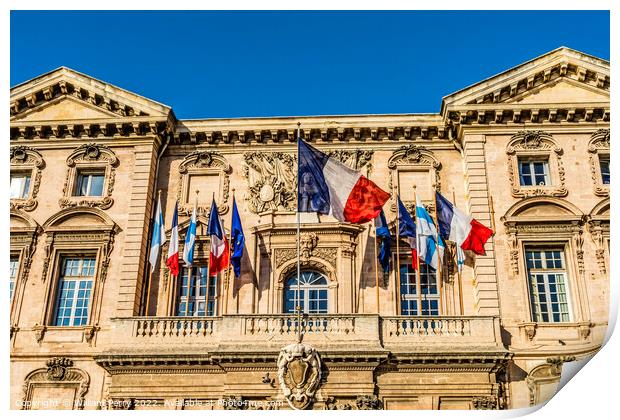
[105,314,505,356]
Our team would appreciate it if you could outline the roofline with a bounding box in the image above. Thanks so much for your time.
[440,46,609,113]
[11,66,172,112]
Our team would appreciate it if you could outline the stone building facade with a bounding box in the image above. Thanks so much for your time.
[9,47,609,410]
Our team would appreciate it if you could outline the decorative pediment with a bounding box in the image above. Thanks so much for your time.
[443,47,609,108]
[176,150,232,216]
[11,67,171,121]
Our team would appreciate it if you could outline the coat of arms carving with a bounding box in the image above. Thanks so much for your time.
[277,343,322,410]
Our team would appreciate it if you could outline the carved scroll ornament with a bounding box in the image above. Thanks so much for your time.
[588,128,610,197]
[59,143,119,210]
[506,131,567,198]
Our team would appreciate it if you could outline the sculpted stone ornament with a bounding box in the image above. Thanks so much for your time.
[46,357,74,381]
[356,395,383,410]
[300,232,318,261]
[277,343,322,410]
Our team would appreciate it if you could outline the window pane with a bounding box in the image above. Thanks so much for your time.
[89,174,105,196]
[10,257,19,301]
[526,248,570,323]
[284,271,328,314]
[600,157,610,184]
[10,174,31,199]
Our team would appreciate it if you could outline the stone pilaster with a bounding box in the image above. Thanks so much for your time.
[462,133,500,316]
[116,142,159,315]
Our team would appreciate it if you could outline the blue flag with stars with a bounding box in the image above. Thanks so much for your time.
[230,197,245,277]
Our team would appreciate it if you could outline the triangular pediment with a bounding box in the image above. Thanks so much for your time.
[506,79,609,105]
[12,95,122,122]
[442,47,609,110]
[10,67,172,121]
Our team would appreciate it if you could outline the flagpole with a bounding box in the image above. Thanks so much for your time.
[296,122,303,344]
[395,188,401,316]
[489,195,497,233]
[412,187,422,315]
[374,218,380,314]
[224,189,236,315]
[432,188,444,316]
[452,189,465,316]
[145,189,161,317]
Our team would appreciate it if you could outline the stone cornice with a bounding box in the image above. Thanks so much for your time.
[9,117,173,141]
[175,114,451,145]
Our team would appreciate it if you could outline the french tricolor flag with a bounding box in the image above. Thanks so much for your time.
[165,201,179,276]
[298,139,389,224]
[207,199,230,276]
[435,191,493,256]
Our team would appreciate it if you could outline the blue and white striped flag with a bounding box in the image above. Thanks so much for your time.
[148,195,166,273]
[415,195,445,270]
[183,205,197,267]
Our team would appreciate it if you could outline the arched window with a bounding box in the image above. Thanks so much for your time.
[284,271,328,314]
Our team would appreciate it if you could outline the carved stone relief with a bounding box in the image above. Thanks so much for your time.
[277,343,322,410]
[10,146,45,212]
[59,143,119,210]
[588,219,609,275]
[176,150,231,216]
[243,150,374,214]
[588,128,610,197]
[472,396,498,410]
[21,357,90,410]
[506,131,567,198]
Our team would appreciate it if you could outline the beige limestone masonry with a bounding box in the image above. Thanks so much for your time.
[10,47,609,410]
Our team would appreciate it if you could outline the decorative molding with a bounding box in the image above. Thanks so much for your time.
[588,217,609,275]
[59,143,119,210]
[21,357,90,410]
[277,343,322,410]
[177,150,231,216]
[506,131,567,198]
[588,128,610,197]
[387,145,441,212]
[10,146,45,212]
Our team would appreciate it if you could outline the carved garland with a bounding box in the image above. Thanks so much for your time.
[176,151,231,216]
[506,131,567,198]
[588,219,609,275]
[59,143,119,210]
[588,129,610,197]
[242,150,374,214]
[20,357,90,410]
[387,145,441,213]
[10,146,45,212]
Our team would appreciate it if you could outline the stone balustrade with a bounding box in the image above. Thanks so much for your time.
[110,314,502,351]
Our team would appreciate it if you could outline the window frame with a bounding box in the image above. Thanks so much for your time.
[588,129,610,197]
[524,247,573,323]
[284,270,329,315]
[517,157,551,187]
[10,254,20,302]
[506,131,567,198]
[175,264,220,316]
[74,170,106,197]
[60,144,118,210]
[52,256,98,327]
[399,262,440,316]
[10,146,44,212]
[10,171,33,199]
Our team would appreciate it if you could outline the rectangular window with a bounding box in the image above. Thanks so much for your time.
[75,171,105,197]
[518,159,550,186]
[400,262,439,316]
[599,155,610,185]
[10,256,19,301]
[53,257,96,326]
[10,172,31,199]
[525,248,571,323]
[176,266,218,316]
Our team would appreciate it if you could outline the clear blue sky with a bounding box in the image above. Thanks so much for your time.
[10,10,609,119]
